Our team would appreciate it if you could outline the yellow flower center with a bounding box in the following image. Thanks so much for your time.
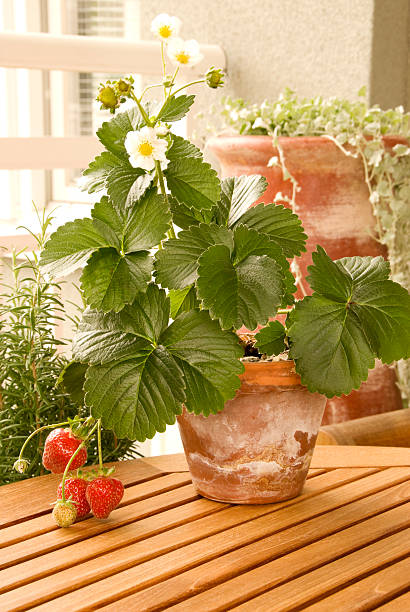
[138,141,154,156]
[176,52,190,64]
[158,25,172,38]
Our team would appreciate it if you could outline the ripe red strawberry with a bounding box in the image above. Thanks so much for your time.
[42,428,87,474]
[57,477,90,518]
[86,476,124,519]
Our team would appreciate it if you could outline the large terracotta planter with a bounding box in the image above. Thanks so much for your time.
[177,361,326,504]
[207,135,403,423]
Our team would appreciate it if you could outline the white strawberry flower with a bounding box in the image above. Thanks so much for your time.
[151,13,181,42]
[167,37,203,67]
[124,126,168,172]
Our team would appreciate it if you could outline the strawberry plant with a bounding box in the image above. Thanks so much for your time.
[31,15,410,446]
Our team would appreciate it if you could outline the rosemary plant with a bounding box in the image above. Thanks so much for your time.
[0,210,137,485]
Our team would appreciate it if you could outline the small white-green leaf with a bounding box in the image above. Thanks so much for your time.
[166,134,202,162]
[106,166,150,208]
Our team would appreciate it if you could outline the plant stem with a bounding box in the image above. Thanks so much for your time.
[60,421,98,503]
[97,419,103,471]
[171,78,205,97]
[130,91,152,126]
[155,160,176,239]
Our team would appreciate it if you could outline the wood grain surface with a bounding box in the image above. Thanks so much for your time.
[1,446,409,611]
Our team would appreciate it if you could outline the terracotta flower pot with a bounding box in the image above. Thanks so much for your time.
[207,135,403,424]
[177,361,326,504]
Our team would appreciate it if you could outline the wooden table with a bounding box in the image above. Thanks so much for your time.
[1,446,410,611]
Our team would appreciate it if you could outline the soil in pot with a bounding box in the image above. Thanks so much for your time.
[178,361,326,504]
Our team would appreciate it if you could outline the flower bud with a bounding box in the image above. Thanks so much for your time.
[14,458,29,474]
[206,67,225,89]
[115,78,133,97]
[97,85,120,114]
[163,75,174,88]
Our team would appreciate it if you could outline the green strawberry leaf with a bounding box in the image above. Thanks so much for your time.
[165,157,221,211]
[307,246,353,302]
[233,224,295,306]
[80,248,152,312]
[197,244,284,330]
[97,107,144,160]
[156,94,195,123]
[40,218,107,277]
[84,345,185,440]
[166,134,202,162]
[336,255,391,285]
[58,361,88,405]
[169,286,199,319]
[106,166,152,208]
[288,247,410,397]
[161,309,244,415]
[351,280,410,363]
[238,202,307,257]
[288,295,375,397]
[215,175,268,227]
[255,321,287,356]
[82,151,122,194]
[121,188,171,252]
[73,284,170,364]
[154,223,234,289]
[169,196,213,230]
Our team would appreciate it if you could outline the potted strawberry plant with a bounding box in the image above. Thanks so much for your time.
[27,14,410,508]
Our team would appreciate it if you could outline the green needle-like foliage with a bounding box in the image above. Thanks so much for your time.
[0,211,138,485]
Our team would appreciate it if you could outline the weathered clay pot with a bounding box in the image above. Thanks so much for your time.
[207,135,403,423]
[177,361,326,504]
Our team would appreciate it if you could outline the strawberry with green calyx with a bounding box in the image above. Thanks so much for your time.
[42,428,88,474]
[52,500,77,528]
[86,476,124,519]
[57,477,90,518]
[13,418,88,475]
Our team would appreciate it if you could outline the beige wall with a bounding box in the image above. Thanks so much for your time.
[140,0,409,123]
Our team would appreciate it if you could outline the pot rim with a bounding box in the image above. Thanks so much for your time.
[207,133,407,148]
[239,359,301,387]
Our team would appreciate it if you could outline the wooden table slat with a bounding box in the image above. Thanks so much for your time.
[231,529,410,611]
[374,591,410,611]
[165,490,410,611]
[104,486,410,612]
[303,557,410,611]
[1,446,410,612]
